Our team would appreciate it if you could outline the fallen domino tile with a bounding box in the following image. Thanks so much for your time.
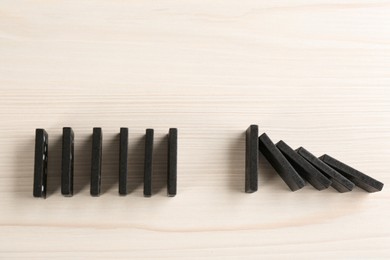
[258,133,305,191]
[296,147,354,193]
[276,141,331,190]
[320,154,384,193]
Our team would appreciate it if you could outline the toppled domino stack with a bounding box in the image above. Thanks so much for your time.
[245,125,384,193]
[33,127,178,198]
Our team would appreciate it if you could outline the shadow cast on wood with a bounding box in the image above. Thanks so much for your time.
[127,134,145,196]
[13,134,35,197]
[152,135,168,195]
[46,135,62,197]
[73,134,92,195]
[227,131,246,193]
[101,133,120,195]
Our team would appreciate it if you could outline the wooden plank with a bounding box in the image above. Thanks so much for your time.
[0,1,389,258]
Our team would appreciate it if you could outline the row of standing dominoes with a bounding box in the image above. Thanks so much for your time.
[34,125,383,198]
[245,125,384,193]
[33,128,177,198]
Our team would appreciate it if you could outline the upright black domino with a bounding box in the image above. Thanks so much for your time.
[90,128,102,196]
[61,127,74,196]
[167,128,178,197]
[119,128,128,196]
[276,141,331,190]
[320,154,384,193]
[144,129,154,197]
[245,125,258,193]
[296,147,354,193]
[33,129,48,198]
[258,133,305,191]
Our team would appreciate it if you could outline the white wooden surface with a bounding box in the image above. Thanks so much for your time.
[0,1,390,259]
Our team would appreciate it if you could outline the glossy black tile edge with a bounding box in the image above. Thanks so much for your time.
[61,127,74,197]
[167,128,178,197]
[245,125,258,193]
[144,129,154,197]
[276,141,331,190]
[319,154,384,193]
[33,129,48,198]
[119,128,129,196]
[90,128,102,196]
[258,133,305,191]
[296,147,354,193]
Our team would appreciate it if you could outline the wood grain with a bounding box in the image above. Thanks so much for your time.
[0,0,389,258]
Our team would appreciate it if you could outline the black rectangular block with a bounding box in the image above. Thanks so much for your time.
[167,128,178,197]
[258,133,305,191]
[296,147,354,192]
[245,125,258,193]
[320,154,384,193]
[33,129,48,198]
[61,127,74,197]
[276,141,331,190]
[144,129,154,197]
[90,127,102,196]
[119,128,129,196]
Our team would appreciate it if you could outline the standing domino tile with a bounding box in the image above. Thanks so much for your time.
[61,127,74,196]
[119,128,129,196]
[296,147,354,193]
[320,154,384,193]
[33,129,48,198]
[276,141,331,190]
[144,129,154,197]
[258,133,305,191]
[245,125,258,193]
[90,128,102,196]
[167,128,178,197]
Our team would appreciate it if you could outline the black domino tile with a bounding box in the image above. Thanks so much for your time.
[61,127,74,197]
[33,129,48,198]
[245,125,258,193]
[144,129,154,197]
[276,141,331,190]
[90,128,102,196]
[296,147,354,193]
[319,154,384,193]
[119,128,129,196]
[258,133,305,191]
[167,128,178,197]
